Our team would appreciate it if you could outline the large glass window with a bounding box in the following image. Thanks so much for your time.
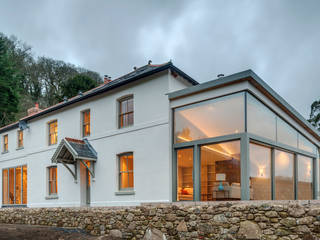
[119,153,134,190]
[119,96,134,128]
[48,121,58,145]
[201,141,241,201]
[2,169,8,204]
[2,165,27,205]
[22,166,27,204]
[298,134,317,154]
[247,94,276,141]
[249,143,271,200]
[297,155,313,200]
[277,117,298,148]
[15,167,21,204]
[275,150,294,200]
[174,93,244,143]
[177,148,194,201]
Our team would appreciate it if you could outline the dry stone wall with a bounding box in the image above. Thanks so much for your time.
[1,201,320,239]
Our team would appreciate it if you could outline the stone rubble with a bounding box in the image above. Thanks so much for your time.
[0,200,320,239]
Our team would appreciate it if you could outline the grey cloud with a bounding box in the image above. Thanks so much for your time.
[0,0,319,117]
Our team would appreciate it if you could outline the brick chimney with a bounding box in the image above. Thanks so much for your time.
[104,75,112,84]
[27,103,41,116]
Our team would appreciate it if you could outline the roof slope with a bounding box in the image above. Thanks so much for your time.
[0,62,198,133]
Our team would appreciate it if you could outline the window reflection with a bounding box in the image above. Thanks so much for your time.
[201,141,241,201]
[247,94,276,141]
[177,148,193,201]
[174,93,244,143]
[249,143,271,200]
[298,155,313,200]
[275,150,294,200]
[277,118,298,148]
[298,134,317,154]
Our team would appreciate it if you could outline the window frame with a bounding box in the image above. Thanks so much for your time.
[48,166,58,196]
[172,90,318,201]
[2,165,27,206]
[17,130,23,149]
[81,109,91,137]
[3,134,8,153]
[118,152,134,191]
[48,120,58,146]
[118,95,134,129]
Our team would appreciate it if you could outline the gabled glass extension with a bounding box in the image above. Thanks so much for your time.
[173,91,319,201]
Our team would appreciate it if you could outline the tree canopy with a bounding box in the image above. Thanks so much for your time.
[0,33,102,127]
[0,36,21,127]
[62,74,98,99]
[309,100,320,131]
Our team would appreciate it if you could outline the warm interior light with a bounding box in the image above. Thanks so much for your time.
[278,152,290,168]
[258,166,265,177]
[177,136,233,158]
[307,162,311,177]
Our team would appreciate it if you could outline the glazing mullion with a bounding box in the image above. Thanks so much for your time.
[294,154,298,200]
[271,148,275,200]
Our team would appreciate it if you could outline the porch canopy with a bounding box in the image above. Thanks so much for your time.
[51,137,97,182]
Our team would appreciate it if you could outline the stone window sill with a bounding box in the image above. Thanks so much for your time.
[115,191,135,196]
[45,195,59,200]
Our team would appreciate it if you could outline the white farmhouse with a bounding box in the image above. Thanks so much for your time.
[0,62,319,207]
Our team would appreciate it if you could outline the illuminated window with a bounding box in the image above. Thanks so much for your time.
[177,148,194,201]
[48,121,58,145]
[200,141,241,201]
[249,143,271,200]
[119,96,133,128]
[2,165,27,205]
[17,130,23,148]
[48,166,57,195]
[275,150,294,200]
[297,155,313,200]
[119,153,134,190]
[3,134,8,152]
[82,110,90,137]
[174,93,244,143]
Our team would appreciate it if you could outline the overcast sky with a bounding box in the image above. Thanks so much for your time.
[0,0,319,118]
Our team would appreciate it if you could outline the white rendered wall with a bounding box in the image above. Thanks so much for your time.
[0,70,192,207]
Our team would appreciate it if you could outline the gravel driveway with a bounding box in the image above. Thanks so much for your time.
[0,224,103,240]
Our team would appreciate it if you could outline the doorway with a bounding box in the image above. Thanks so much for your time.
[80,161,91,206]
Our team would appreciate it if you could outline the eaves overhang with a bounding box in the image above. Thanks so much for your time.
[0,62,198,134]
[169,69,320,143]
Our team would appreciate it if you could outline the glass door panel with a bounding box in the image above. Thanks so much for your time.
[177,148,193,201]
[200,141,241,201]
[275,150,294,200]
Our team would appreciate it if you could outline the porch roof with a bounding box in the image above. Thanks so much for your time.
[51,137,97,164]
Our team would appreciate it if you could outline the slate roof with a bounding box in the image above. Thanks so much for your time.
[0,62,198,134]
[51,138,97,164]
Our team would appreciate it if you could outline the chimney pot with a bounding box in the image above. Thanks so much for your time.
[104,75,112,84]
[27,103,41,116]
